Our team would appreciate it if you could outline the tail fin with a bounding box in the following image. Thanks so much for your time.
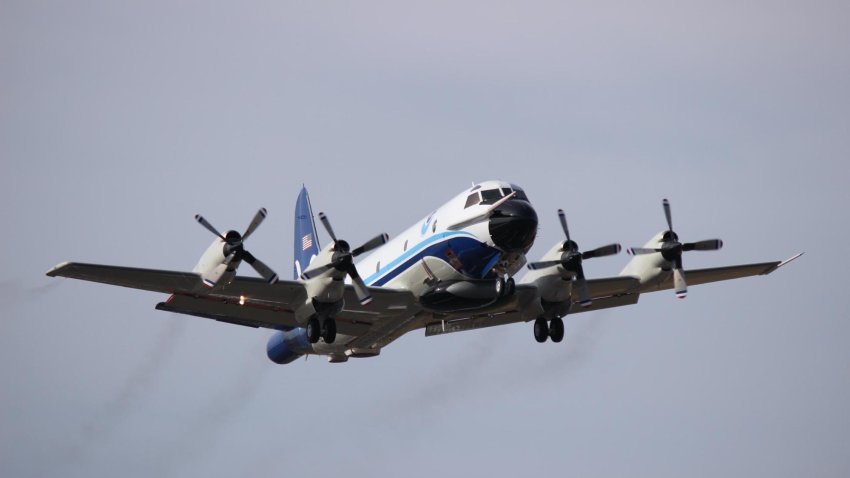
[293,186,320,280]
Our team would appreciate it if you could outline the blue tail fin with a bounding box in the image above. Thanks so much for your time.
[293,186,321,280]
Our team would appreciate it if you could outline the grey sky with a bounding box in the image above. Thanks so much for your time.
[2,1,849,477]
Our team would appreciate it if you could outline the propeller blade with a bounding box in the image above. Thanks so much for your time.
[683,239,723,251]
[317,212,338,243]
[557,209,571,242]
[662,198,673,231]
[242,251,279,284]
[527,260,562,270]
[242,207,267,241]
[583,243,622,259]
[300,263,335,280]
[195,214,225,240]
[673,268,687,298]
[575,277,592,307]
[345,265,372,305]
[573,263,592,307]
[627,247,660,256]
[224,252,238,265]
[352,233,390,257]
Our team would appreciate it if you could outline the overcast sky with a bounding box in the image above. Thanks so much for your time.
[2,1,849,477]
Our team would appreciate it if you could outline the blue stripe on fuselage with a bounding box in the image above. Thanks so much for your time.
[364,231,501,286]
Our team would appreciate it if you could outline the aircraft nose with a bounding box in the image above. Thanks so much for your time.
[489,200,538,252]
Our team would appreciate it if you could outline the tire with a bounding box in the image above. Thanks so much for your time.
[306,318,321,343]
[533,318,549,343]
[322,318,337,344]
[506,277,516,296]
[549,317,564,343]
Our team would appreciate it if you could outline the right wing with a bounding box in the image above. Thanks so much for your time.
[46,262,419,341]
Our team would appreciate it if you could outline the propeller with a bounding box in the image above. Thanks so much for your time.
[527,209,621,307]
[626,199,723,298]
[194,208,279,284]
[300,212,389,305]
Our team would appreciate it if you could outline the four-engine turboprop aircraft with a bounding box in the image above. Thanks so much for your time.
[46,181,802,364]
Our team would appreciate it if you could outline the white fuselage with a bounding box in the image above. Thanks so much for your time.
[308,180,535,355]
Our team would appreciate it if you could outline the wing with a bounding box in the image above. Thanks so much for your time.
[47,261,306,307]
[637,254,803,293]
[46,262,419,340]
[154,286,417,338]
[422,254,803,338]
[424,276,640,337]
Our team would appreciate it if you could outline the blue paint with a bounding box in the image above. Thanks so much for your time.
[293,186,320,280]
[365,231,501,286]
[266,328,312,364]
[420,212,435,236]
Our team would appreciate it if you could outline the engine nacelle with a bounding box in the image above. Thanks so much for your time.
[193,238,236,287]
[419,279,506,312]
[266,328,313,364]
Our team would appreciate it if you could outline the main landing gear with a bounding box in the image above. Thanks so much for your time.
[533,317,564,343]
[307,317,337,344]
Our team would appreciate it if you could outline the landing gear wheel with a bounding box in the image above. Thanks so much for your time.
[549,317,564,343]
[306,317,321,343]
[505,277,516,296]
[533,318,549,343]
[322,318,337,344]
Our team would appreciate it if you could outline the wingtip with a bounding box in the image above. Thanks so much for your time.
[45,261,72,277]
[763,252,804,275]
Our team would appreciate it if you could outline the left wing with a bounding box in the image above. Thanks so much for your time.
[425,276,640,337]
[424,254,802,338]
[636,254,803,293]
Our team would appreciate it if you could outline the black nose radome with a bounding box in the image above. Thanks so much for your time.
[489,200,538,252]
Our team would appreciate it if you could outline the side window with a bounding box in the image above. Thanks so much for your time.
[403,239,408,251]
[480,189,503,205]
[432,220,437,233]
[464,193,480,208]
[376,261,381,273]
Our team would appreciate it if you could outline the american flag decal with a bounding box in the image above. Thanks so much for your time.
[301,234,313,251]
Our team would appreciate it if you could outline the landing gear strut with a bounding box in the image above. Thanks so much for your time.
[533,317,565,343]
[496,276,516,299]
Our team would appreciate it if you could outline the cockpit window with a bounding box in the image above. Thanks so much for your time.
[464,192,481,208]
[513,189,528,201]
[480,188,503,205]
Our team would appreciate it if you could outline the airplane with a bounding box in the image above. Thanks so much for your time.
[46,181,802,364]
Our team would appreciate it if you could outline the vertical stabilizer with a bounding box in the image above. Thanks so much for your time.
[293,186,321,280]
